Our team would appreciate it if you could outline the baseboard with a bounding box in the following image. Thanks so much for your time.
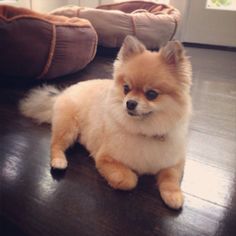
[183,42,236,52]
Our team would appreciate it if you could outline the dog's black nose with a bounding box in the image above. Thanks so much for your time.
[126,100,138,110]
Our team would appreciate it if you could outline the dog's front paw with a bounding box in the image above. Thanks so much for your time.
[160,189,184,210]
[51,158,68,169]
[107,170,138,191]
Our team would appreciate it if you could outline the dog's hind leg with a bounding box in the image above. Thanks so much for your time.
[50,98,79,169]
[96,155,138,190]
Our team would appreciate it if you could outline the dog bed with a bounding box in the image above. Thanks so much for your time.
[0,5,97,80]
[50,1,180,49]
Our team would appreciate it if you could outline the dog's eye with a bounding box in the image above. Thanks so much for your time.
[123,84,130,95]
[145,90,159,100]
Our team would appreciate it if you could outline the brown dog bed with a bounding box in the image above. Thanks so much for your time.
[0,5,97,80]
[50,1,180,49]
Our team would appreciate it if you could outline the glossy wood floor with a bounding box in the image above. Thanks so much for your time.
[0,47,236,236]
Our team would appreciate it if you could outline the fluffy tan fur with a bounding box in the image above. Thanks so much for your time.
[20,36,192,209]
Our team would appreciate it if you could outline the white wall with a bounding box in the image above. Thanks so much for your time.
[171,0,236,46]
[32,0,66,12]
[183,0,236,46]
[31,0,112,12]
[31,0,101,12]
[0,0,171,12]
[169,0,188,40]
[0,0,31,8]
[30,0,170,12]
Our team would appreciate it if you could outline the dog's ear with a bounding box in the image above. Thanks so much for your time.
[118,36,146,61]
[160,41,185,65]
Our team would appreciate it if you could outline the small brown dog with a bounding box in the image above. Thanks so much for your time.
[20,36,192,209]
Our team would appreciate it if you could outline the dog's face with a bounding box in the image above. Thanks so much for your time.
[111,36,192,135]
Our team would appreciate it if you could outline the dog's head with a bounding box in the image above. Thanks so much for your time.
[110,36,192,136]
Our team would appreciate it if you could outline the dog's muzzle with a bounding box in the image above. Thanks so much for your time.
[126,100,138,111]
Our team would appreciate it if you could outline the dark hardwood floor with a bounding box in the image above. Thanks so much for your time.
[0,47,236,236]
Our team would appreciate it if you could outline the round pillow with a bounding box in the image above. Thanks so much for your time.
[50,1,180,49]
[0,5,97,80]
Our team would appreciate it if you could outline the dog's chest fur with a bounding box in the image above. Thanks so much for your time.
[79,115,185,175]
[102,128,185,175]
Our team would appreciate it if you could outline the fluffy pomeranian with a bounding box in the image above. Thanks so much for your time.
[20,36,192,209]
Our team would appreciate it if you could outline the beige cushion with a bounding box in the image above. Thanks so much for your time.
[50,1,180,49]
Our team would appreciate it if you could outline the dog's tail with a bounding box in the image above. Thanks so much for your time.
[19,85,61,124]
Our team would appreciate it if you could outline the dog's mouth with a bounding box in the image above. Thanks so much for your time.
[127,110,153,117]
